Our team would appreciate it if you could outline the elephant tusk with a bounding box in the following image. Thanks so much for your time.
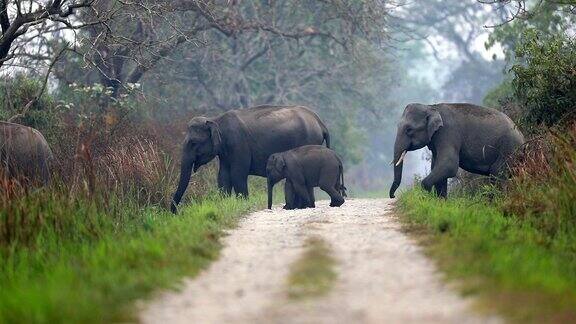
[395,150,407,166]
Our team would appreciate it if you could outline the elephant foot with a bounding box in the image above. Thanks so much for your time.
[330,198,344,207]
[283,204,296,210]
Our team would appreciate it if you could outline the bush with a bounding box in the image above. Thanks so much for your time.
[511,30,576,129]
[503,122,576,235]
[0,75,58,137]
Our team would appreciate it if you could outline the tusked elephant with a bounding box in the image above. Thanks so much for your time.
[171,105,330,213]
[266,145,346,210]
[0,122,53,185]
[389,103,524,198]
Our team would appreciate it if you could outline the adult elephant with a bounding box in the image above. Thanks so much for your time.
[171,105,330,213]
[389,103,524,198]
[0,122,53,184]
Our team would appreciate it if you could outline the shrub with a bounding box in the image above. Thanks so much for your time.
[0,75,58,138]
[503,122,576,235]
[511,30,576,129]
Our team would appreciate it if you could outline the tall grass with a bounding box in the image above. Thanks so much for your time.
[503,123,576,235]
[0,193,264,323]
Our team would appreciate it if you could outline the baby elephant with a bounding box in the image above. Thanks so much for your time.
[266,145,346,210]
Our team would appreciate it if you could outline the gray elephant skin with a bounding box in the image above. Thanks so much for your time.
[0,121,53,185]
[171,105,330,213]
[266,145,346,210]
[390,103,524,198]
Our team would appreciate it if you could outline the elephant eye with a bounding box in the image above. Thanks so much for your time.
[405,127,414,136]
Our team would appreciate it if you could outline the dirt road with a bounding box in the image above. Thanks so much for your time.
[140,198,499,324]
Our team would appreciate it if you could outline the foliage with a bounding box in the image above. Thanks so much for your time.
[503,123,576,235]
[485,1,576,59]
[510,30,576,128]
[399,188,576,322]
[0,75,57,131]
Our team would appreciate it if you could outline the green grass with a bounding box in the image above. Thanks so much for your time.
[398,188,576,323]
[287,236,337,300]
[0,192,264,324]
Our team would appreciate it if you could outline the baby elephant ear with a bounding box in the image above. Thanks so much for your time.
[274,154,286,171]
[427,108,443,142]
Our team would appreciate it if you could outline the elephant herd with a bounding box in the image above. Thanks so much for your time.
[0,103,524,212]
[170,103,524,212]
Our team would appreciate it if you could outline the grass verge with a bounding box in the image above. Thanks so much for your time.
[398,188,576,323]
[287,236,337,300]
[0,193,264,324]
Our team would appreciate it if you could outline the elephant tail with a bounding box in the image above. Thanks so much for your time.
[317,119,330,148]
[323,129,331,149]
[339,163,347,197]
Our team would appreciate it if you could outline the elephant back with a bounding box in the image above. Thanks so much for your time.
[0,122,53,183]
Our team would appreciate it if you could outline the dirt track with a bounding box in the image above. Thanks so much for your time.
[140,198,499,324]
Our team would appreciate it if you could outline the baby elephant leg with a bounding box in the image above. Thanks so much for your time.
[319,176,344,208]
[305,186,316,208]
[291,180,314,208]
[283,180,297,210]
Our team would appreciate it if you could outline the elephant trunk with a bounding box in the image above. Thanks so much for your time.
[171,154,194,214]
[390,139,408,199]
[267,178,274,209]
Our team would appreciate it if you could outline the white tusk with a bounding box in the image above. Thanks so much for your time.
[395,151,407,166]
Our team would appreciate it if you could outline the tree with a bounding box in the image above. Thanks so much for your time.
[52,0,392,97]
[389,0,508,104]
[0,0,99,69]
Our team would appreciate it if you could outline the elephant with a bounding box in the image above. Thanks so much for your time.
[171,105,330,213]
[389,103,524,198]
[266,145,346,209]
[0,122,53,185]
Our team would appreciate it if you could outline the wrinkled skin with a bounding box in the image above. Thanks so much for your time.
[266,145,346,210]
[0,122,53,185]
[171,105,330,213]
[390,103,525,198]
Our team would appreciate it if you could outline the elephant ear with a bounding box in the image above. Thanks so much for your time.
[205,120,222,155]
[273,154,286,173]
[426,108,443,142]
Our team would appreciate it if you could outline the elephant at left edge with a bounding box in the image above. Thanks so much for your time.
[0,121,53,185]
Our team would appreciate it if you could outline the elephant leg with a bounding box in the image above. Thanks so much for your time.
[306,187,316,208]
[217,164,232,195]
[290,180,312,207]
[430,154,447,198]
[422,146,459,195]
[433,178,448,198]
[319,168,344,207]
[322,185,344,207]
[283,180,297,210]
[230,166,249,198]
[320,179,344,207]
